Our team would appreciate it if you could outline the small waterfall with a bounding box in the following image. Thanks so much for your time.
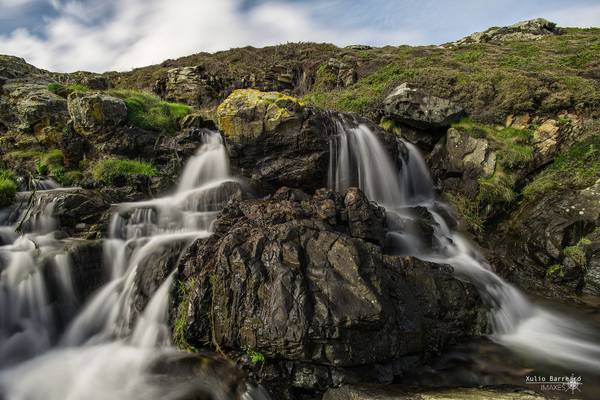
[0,130,268,399]
[328,116,600,372]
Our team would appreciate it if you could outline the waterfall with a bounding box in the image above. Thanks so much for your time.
[328,116,600,372]
[0,130,269,400]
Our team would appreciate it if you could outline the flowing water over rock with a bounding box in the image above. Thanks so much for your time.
[0,130,267,400]
[329,115,600,373]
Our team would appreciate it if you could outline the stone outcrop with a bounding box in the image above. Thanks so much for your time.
[67,92,127,137]
[452,18,561,46]
[491,179,600,298]
[383,83,464,130]
[176,187,485,391]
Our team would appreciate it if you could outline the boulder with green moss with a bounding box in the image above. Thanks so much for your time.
[216,88,304,139]
[67,92,127,136]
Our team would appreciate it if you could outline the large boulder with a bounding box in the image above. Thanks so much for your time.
[383,83,464,130]
[176,187,485,390]
[0,83,68,133]
[67,92,127,137]
[216,89,401,193]
[160,66,224,107]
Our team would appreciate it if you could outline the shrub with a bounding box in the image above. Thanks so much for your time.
[92,158,157,185]
[107,89,190,133]
[0,177,17,208]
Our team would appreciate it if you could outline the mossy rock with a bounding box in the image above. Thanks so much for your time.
[216,89,304,139]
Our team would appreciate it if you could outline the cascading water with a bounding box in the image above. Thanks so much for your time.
[0,130,268,400]
[329,115,600,373]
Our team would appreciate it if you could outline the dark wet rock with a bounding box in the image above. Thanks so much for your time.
[12,188,110,238]
[65,239,106,301]
[490,179,600,298]
[217,89,400,194]
[176,187,485,390]
[67,91,127,137]
[323,384,547,400]
[383,83,464,130]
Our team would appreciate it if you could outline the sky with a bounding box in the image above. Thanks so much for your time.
[0,0,599,72]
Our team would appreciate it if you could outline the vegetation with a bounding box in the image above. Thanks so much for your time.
[107,89,190,133]
[242,346,266,364]
[91,158,157,185]
[0,169,17,208]
[446,193,484,233]
[523,135,600,200]
[546,263,564,279]
[173,278,198,352]
[48,82,90,96]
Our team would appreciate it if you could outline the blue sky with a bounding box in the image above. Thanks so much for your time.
[1,0,599,72]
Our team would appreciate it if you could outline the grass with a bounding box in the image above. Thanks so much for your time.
[446,192,484,233]
[0,168,17,208]
[107,89,190,133]
[242,346,266,365]
[47,82,90,96]
[91,158,157,185]
[523,135,600,200]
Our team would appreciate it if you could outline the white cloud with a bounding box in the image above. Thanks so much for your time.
[539,3,600,28]
[0,0,423,72]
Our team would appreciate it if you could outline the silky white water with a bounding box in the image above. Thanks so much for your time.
[329,116,600,372]
[0,130,268,399]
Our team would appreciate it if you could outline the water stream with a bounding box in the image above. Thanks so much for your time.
[0,130,267,400]
[329,115,600,374]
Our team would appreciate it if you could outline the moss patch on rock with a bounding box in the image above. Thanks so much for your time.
[0,169,17,208]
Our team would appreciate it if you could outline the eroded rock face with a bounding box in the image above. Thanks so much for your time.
[491,179,600,297]
[176,187,485,390]
[383,83,464,130]
[67,92,127,137]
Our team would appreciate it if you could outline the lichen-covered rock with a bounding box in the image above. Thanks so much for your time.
[452,18,560,46]
[216,88,304,139]
[162,65,224,107]
[176,187,485,389]
[383,83,464,129]
[1,83,68,133]
[67,92,127,136]
[533,119,560,161]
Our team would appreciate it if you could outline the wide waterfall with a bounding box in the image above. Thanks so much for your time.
[0,130,267,400]
[329,115,600,372]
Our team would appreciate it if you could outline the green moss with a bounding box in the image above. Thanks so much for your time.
[0,178,17,208]
[313,63,337,90]
[107,89,190,133]
[35,149,64,178]
[546,263,565,278]
[564,245,587,267]
[523,136,600,200]
[173,278,198,352]
[47,82,89,97]
[242,346,266,364]
[91,158,157,185]
[477,171,516,205]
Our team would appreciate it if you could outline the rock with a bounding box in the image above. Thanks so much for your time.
[491,179,600,298]
[445,127,496,178]
[217,89,400,194]
[176,188,485,389]
[383,83,464,129]
[162,65,224,107]
[1,83,69,133]
[533,119,560,161]
[0,55,47,80]
[67,92,127,137]
[12,188,110,238]
[65,239,106,301]
[216,88,304,139]
[323,385,547,400]
[452,18,560,46]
